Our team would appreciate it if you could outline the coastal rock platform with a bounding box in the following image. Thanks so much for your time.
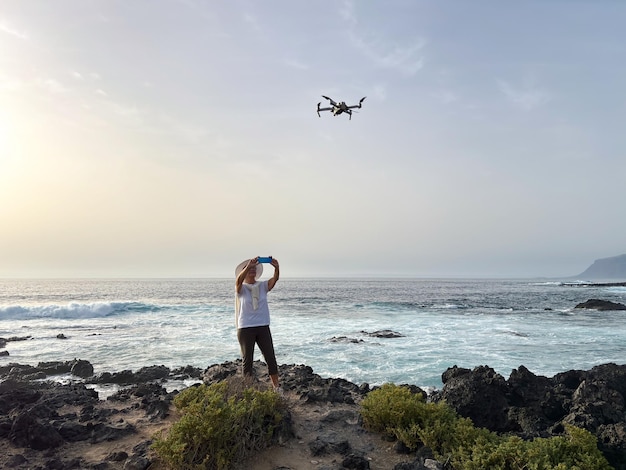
[1,360,625,469]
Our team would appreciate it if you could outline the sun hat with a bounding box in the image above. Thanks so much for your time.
[235,259,263,280]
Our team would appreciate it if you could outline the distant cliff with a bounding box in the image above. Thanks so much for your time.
[575,254,626,280]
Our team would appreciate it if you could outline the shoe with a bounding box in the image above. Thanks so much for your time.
[273,386,284,396]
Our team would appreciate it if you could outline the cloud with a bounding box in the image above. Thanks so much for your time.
[340,1,425,76]
[72,70,102,81]
[497,79,550,111]
[339,0,358,27]
[0,21,28,40]
[37,78,68,94]
[242,11,263,34]
[90,90,148,129]
[349,33,425,76]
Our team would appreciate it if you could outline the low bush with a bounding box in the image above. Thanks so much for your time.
[360,383,612,470]
[152,381,286,470]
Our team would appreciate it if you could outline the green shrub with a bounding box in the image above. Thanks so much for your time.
[152,381,286,470]
[360,383,428,438]
[360,384,612,470]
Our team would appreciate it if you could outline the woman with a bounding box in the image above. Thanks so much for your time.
[235,256,281,392]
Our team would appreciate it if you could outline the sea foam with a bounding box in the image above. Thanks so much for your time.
[0,301,154,320]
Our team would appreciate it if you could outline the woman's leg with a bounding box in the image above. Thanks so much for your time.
[255,326,279,387]
[237,327,256,377]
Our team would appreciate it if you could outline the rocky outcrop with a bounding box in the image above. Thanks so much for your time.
[1,360,625,469]
[361,330,405,338]
[202,361,375,404]
[0,377,174,469]
[0,336,31,357]
[575,253,626,280]
[433,363,626,470]
[575,299,626,311]
[0,359,203,384]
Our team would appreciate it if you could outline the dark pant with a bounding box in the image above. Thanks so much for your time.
[237,325,278,376]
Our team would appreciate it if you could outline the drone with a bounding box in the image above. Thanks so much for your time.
[317,95,366,120]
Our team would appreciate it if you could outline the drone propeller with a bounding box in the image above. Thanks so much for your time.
[321,95,338,106]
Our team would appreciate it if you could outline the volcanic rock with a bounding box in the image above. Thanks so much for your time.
[433,363,626,469]
[575,299,626,310]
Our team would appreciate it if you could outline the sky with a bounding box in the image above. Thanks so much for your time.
[1,1,625,279]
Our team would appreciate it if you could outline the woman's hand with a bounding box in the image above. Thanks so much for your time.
[268,257,280,291]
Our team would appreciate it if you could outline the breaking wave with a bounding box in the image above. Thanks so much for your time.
[0,301,160,320]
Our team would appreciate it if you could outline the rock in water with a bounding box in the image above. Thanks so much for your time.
[575,299,626,310]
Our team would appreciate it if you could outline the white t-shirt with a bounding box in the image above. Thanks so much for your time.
[237,280,271,328]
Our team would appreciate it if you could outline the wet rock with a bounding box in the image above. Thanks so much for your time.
[330,336,364,343]
[575,299,626,310]
[171,364,203,380]
[0,359,95,381]
[90,365,170,385]
[70,359,94,378]
[360,330,404,338]
[7,335,31,342]
[0,363,38,378]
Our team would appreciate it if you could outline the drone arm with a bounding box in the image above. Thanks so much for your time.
[322,95,337,106]
[347,97,366,110]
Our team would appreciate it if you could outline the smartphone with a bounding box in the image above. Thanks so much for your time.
[257,257,273,263]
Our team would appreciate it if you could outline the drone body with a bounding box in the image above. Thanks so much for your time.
[317,95,366,120]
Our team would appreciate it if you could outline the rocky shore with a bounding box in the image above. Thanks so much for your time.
[1,359,625,469]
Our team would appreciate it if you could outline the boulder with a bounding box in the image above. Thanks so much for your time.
[435,365,511,432]
[434,362,626,469]
[90,365,170,385]
[575,299,626,310]
[70,359,94,378]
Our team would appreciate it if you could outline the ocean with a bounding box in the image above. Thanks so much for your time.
[1,278,626,392]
